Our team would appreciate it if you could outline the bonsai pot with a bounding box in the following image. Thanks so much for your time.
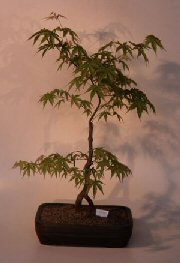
[35,203,133,248]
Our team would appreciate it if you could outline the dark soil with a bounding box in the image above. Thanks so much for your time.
[41,204,130,226]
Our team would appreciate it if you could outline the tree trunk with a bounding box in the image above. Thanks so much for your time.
[75,120,94,209]
[75,95,101,209]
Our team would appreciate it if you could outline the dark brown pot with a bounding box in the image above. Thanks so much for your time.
[35,203,133,248]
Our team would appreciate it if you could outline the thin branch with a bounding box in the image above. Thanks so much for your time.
[89,95,101,122]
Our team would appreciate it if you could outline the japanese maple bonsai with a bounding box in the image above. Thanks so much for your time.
[14,13,164,247]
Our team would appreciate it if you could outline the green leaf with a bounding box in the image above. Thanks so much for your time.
[116,42,133,58]
[125,88,156,118]
[98,111,110,122]
[93,147,131,183]
[91,180,104,198]
[144,35,164,53]
[44,12,67,21]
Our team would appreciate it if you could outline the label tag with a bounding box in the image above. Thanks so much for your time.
[96,209,109,218]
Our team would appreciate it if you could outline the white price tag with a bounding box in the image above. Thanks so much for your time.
[96,209,109,218]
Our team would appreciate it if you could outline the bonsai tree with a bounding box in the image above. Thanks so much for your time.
[14,12,164,209]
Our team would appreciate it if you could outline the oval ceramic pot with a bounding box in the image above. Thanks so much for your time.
[35,203,133,248]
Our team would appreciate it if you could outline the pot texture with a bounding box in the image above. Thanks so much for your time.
[35,203,133,247]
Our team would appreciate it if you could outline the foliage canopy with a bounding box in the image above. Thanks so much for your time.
[14,12,164,207]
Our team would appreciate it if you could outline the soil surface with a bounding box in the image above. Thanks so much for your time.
[40,204,130,226]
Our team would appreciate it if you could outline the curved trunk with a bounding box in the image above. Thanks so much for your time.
[75,120,94,208]
[75,95,101,209]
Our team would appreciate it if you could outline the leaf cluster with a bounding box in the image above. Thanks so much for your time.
[13,148,131,198]
[39,88,92,116]
[30,19,164,121]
